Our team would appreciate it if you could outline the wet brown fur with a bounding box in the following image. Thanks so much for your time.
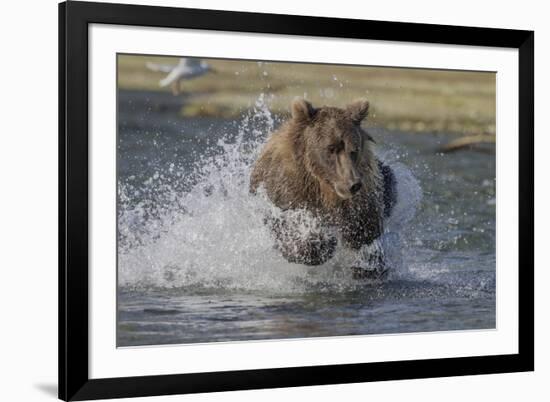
[250,99,386,265]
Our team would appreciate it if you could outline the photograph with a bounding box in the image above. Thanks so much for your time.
[116,54,496,347]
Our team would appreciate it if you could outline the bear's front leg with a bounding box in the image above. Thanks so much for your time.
[276,231,337,266]
[339,216,382,250]
[267,214,337,266]
[350,238,389,280]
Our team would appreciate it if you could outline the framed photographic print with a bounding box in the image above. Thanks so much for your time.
[59,1,534,400]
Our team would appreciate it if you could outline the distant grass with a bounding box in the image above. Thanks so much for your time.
[118,54,496,135]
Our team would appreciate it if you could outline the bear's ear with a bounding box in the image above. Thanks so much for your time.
[365,132,376,144]
[291,98,316,123]
[347,100,370,124]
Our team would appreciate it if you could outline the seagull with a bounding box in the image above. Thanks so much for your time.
[145,58,215,95]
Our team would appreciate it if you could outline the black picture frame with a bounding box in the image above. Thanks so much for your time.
[59,1,534,400]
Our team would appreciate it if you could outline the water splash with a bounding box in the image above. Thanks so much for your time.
[118,97,421,293]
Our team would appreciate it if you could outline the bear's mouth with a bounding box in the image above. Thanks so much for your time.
[333,185,354,200]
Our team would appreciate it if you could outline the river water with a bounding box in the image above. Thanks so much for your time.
[116,91,495,347]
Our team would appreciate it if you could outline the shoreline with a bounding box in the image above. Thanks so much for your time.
[118,88,494,137]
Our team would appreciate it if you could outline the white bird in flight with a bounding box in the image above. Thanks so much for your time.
[146,58,215,95]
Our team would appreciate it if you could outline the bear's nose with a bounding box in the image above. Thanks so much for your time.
[350,182,362,194]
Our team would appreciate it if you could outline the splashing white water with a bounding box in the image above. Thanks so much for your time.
[118,98,421,293]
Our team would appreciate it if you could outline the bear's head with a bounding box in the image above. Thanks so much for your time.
[290,98,376,200]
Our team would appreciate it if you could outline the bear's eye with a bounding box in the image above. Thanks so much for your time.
[328,142,343,154]
[350,151,359,162]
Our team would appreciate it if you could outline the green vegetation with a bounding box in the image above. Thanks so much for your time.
[118,54,496,135]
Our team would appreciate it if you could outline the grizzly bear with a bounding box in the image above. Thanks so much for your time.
[250,99,396,278]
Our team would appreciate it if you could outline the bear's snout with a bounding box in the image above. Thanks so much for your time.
[333,178,363,200]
